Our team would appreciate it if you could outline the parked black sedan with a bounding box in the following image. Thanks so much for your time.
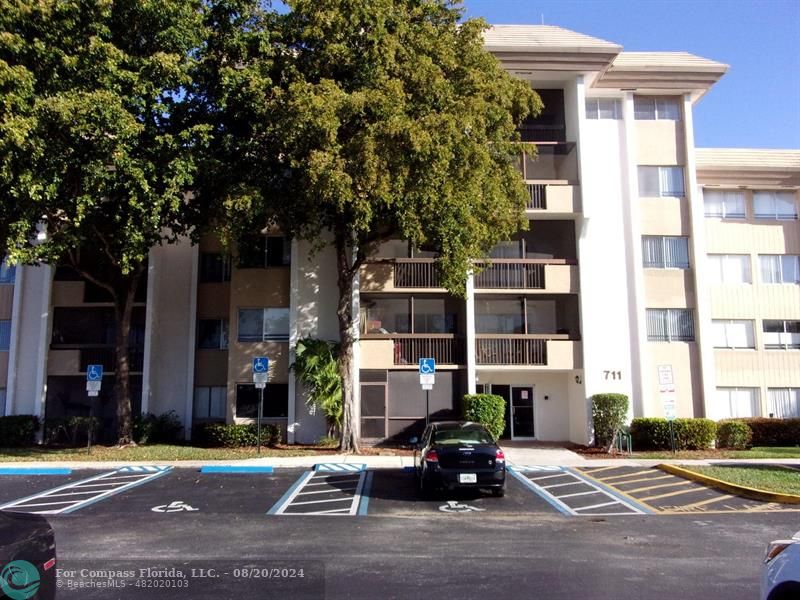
[0,511,57,600]
[411,421,506,497]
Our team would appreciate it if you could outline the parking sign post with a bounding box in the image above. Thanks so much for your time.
[419,359,436,426]
[86,365,103,455]
[253,357,269,455]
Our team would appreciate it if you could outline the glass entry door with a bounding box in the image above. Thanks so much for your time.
[511,386,535,439]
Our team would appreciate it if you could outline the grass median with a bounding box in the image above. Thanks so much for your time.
[678,465,800,496]
[621,447,800,460]
[0,444,324,462]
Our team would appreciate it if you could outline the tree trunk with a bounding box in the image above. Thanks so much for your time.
[335,232,359,453]
[113,272,142,446]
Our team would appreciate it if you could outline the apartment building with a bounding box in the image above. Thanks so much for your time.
[2,25,798,445]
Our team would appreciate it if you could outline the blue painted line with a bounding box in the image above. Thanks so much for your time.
[200,466,274,474]
[508,467,572,516]
[0,468,72,476]
[357,471,374,516]
[564,467,654,514]
[267,471,313,515]
[61,467,174,514]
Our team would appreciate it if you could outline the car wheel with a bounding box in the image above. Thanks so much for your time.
[491,486,506,498]
[768,581,800,600]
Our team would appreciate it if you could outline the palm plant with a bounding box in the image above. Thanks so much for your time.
[291,338,342,439]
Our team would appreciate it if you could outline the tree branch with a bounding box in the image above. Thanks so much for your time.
[66,248,118,300]
[92,225,120,269]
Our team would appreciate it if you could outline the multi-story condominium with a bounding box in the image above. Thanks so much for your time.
[2,26,798,445]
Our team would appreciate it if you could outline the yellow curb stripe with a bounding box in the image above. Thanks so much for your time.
[676,494,736,510]
[656,464,800,504]
[596,470,655,482]
[606,474,674,486]
[574,468,659,513]
[639,487,713,502]
[626,480,694,494]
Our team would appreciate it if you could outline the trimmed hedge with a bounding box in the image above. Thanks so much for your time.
[630,418,716,451]
[0,415,39,447]
[716,420,752,450]
[591,393,629,450]
[193,423,282,448]
[735,418,800,447]
[462,394,506,440]
[134,411,184,444]
[44,416,99,446]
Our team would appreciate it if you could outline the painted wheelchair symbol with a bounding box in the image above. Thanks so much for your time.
[438,500,486,513]
[253,358,268,373]
[419,359,435,374]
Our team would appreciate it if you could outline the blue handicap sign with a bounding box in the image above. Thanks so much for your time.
[87,364,103,381]
[419,358,436,375]
[253,357,269,373]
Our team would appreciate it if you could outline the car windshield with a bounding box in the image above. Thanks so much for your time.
[433,428,493,445]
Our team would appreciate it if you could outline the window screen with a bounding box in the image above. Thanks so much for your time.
[646,309,695,342]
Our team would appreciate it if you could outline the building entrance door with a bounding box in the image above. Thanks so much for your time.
[511,386,535,439]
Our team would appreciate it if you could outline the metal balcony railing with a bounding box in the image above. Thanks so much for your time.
[475,337,547,366]
[394,260,441,288]
[474,261,545,289]
[391,335,465,365]
[527,184,546,210]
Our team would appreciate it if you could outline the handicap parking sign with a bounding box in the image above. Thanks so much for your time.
[86,364,103,381]
[419,358,435,375]
[253,357,269,373]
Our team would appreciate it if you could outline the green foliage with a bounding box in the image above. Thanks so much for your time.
[0,415,39,447]
[716,420,753,450]
[736,418,800,447]
[193,423,282,448]
[591,393,629,451]
[133,411,184,445]
[291,338,342,435]
[630,418,717,451]
[44,416,99,446]
[462,394,506,440]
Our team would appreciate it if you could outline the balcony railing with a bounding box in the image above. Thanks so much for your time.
[527,184,546,210]
[517,142,578,182]
[394,259,441,288]
[474,260,545,289]
[385,334,465,365]
[475,336,547,366]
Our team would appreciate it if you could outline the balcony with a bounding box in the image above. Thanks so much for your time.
[473,260,578,293]
[525,183,581,214]
[359,335,466,369]
[360,259,443,292]
[476,337,581,369]
[517,142,579,183]
[48,346,145,375]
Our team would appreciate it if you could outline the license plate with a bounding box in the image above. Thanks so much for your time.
[459,473,477,484]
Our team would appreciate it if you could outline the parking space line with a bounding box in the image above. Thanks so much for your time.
[297,487,358,496]
[357,471,373,517]
[574,501,618,512]
[269,466,367,516]
[289,497,353,507]
[581,466,620,474]
[607,475,673,486]
[541,481,586,489]
[639,487,706,502]
[529,473,572,482]
[626,480,693,494]
[508,469,574,516]
[566,469,654,514]
[597,470,655,482]
[267,471,315,514]
[559,491,603,499]
[678,494,736,510]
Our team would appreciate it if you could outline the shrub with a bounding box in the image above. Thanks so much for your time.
[0,415,39,447]
[591,393,629,451]
[737,418,800,447]
[630,418,717,451]
[462,394,506,440]
[134,411,184,444]
[193,423,282,448]
[716,420,752,449]
[44,416,99,446]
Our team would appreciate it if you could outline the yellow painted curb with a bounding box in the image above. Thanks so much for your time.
[656,464,800,504]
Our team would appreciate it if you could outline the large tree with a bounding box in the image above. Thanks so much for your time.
[0,0,209,444]
[211,0,541,452]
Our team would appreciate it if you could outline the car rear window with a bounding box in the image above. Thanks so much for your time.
[433,428,493,445]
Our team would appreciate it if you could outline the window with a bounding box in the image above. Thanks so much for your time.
[0,320,10,350]
[707,255,751,284]
[646,309,695,342]
[703,190,745,219]
[712,320,755,349]
[763,320,800,350]
[237,308,290,342]
[714,388,760,419]
[638,166,685,197]
[641,236,690,269]
[476,299,525,334]
[634,96,681,120]
[760,255,800,284]
[193,386,226,420]
[197,319,229,349]
[238,234,291,268]
[199,253,231,282]
[235,383,288,418]
[768,388,800,418]
[754,191,797,220]
[0,258,15,284]
[585,98,622,119]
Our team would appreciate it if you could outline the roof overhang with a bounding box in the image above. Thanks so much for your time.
[696,149,800,187]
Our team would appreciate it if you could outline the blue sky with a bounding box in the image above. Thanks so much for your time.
[462,0,800,149]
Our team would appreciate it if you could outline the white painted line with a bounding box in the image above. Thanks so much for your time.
[289,497,353,507]
[529,473,571,482]
[574,501,619,512]
[542,481,587,490]
[297,487,358,496]
[310,508,352,515]
[558,491,604,499]
[7,500,80,508]
[349,471,367,516]
[311,473,362,480]
[273,471,316,515]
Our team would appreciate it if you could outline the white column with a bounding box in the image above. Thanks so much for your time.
[183,245,199,439]
[5,265,24,415]
[683,93,715,416]
[140,249,158,415]
[465,271,476,395]
[34,265,53,433]
[287,238,299,444]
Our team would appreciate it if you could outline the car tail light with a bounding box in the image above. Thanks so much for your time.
[765,541,792,563]
[495,449,505,463]
[424,450,439,463]
[43,558,56,571]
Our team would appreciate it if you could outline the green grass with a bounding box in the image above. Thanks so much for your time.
[627,447,800,460]
[681,465,800,496]
[0,444,322,462]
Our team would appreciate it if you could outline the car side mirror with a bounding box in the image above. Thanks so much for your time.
[409,436,419,447]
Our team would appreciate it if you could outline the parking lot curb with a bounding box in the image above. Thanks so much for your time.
[657,464,800,504]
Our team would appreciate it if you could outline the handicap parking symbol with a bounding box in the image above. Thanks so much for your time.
[253,357,269,373]
[87,364,103,381]
[419,358,435,375]
[151,501,199,513]
[438,500,485,513]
